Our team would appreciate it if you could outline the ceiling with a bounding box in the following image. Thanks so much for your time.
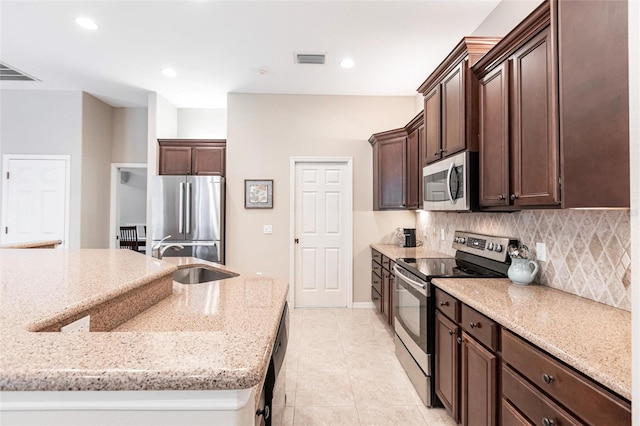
[0,0,507,109]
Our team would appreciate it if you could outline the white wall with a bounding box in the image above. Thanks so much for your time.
[628,0,639,415]
[177,108,226,139]
[112,107,148,164]
[118,167,147,226]
[472,0,543,37]
[0,90,83,247]
[227,94,416,303]
[80,93,113,248]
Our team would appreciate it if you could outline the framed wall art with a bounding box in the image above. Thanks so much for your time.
[245,179,273,209]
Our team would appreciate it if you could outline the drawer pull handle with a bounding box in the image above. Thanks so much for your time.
[469,322,478,329]
[439,301,449,307]
[542,374,554,384]
[542,417,555,426]
[448,329,454,336]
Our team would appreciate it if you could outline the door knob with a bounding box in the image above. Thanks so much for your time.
[294,238,299,244]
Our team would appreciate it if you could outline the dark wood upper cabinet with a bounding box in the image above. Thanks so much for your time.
[473,2,560,210]
[418,37,501,166]
[370,129,407,210]
[557,0,629,208]
[473,0,630,209]
[158,139,226,176]
[370,111,423,211]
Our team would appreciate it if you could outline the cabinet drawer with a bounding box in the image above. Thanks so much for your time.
[501,399,532,426]
[382,255,391,270]
[460,304,498,351]
[372,261,382,278]
[371,287,382,313]
[503,365,581,426]
[502,330,631,426]
[372,249,382,265]
[435,288,459,322]
[371,271,382,295]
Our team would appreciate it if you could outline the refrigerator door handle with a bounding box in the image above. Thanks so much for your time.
[178,182,185,233]
[186,182,192,234]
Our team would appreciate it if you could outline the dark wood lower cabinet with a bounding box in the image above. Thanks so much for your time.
[435,311,460,422]
[461,331,497,426]
[370,249,394,327]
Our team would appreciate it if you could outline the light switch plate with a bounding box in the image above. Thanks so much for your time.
[536,242,547,262]
[263,225,273,235]
[440,229,445,241]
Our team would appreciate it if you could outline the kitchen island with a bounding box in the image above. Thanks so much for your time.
[0,249,289,425]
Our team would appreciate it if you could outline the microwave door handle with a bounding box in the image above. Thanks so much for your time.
[393,266,427,293]
[178,182,184,233]
[446,162,455,204]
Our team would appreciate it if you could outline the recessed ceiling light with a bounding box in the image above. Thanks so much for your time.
[161,68,177,77]
[75,17,98,31]
[340,58,355,69]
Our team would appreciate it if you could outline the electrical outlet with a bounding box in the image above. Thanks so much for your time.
[440,229,445,241]
[536,242,547,262]
[263,225,273,234]
[61,315,90,332]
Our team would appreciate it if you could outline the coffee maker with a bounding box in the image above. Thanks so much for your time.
[402,228,417,247]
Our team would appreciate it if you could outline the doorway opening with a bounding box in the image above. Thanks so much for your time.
[109,163,147,250]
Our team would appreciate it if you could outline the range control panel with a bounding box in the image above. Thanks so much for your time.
[452,231,518,263]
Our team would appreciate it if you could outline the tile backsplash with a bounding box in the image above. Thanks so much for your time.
[417,210,631,311]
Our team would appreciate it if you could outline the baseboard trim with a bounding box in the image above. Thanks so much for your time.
[351,302,375,309]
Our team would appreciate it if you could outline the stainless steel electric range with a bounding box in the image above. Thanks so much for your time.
[393,230,518,407]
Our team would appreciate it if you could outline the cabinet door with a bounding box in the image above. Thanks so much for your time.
[461,332,497,426]
[377,136,407,209]
[511,26,559,207]
[406,127,421,209]
[435,311,460,422]
[192,145,225,176]
[441,62,466,157]
[382,268,391,321]
[159,146,192,175]
[478,62,510,207]
[423,86,441,164]
[388,271,395,328]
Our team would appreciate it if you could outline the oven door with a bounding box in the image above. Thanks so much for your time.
[393,265,430,375]
[423,151,470,211]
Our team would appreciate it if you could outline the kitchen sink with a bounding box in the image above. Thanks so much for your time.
[173,267,239,284]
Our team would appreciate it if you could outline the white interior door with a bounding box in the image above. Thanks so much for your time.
[294,161,351,307]
[1,156,69,246]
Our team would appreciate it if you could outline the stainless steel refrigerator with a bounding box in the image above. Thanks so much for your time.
[151,175,225,263]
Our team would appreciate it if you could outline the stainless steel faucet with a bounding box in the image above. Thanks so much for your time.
[152,236,184,259]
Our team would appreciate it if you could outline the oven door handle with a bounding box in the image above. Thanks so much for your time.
[393,265,427,293]
[446,162,455,205]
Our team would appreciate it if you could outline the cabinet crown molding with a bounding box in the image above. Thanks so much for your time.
[417,36,501,94]
[368,128,408,146]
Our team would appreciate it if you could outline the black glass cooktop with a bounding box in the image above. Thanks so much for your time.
[395,256,506,281]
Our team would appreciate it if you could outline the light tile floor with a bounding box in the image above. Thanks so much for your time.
[281,308,457,426]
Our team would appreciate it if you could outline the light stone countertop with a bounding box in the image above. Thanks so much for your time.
[370,244,450,260]
[0,239,62,249]
[0,249,289,393]
[372,244,631,401]
[435,278,631,401]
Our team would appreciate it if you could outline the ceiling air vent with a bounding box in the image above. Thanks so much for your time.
[295,53,326,65]
[0,62,39,81]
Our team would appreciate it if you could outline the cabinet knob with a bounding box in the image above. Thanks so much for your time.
[469,322,478,329]
[433,152,440,157]
[457,337,462,345]
[448,329,454,336]
[542,373,554,384]
[499,195,506,200]
[510,194,519,201]
[542,417,555,426]
[439,301,449,307]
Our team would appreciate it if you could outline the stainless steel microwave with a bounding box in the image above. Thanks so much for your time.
[422,151,478,211]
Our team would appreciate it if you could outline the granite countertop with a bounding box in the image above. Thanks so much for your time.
[0,239,62,249]
[0,249,288,393]
[432,278,631,401]
[371,244,631,401]
[370,244,450,260]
